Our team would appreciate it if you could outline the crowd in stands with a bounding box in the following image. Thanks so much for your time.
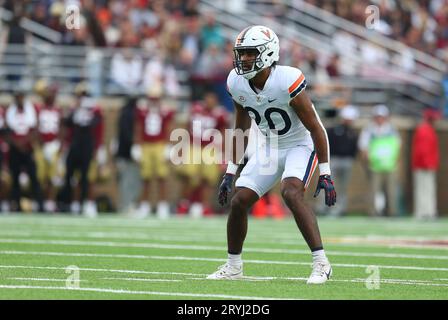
[299,0,448,58]
[1,0,231,70]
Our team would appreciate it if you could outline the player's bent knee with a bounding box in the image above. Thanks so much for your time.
[230,195,248,213]
[281,181,305,203]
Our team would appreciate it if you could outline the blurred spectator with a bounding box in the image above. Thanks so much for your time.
[115,96,141,214]
[179,16,201,71]
[195,44,228,78]
[132,90,175,219]
[157,20,183,62]
[60,83,102,217]
[332,31,357,58]
[191,43,229,101]
[82,2,107,47]
[129,0,161,33]
[110,49,143,94]
[331,31,357,76]
[360,42,389,66]
[200,12,225,50]
[142,54,180,98]
[33,80,63,213]
[4,92,44,212]
[317,105,359,216]
[183,0,200,17]
[325,54,340,78]
[220,0,246,13]
[358,104,401,216]
[411,108,441,219]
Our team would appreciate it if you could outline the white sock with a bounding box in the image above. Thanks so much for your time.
[312,249,328,263]
[227,253,242,267]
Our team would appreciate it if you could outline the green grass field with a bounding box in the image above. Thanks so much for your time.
[0,213,447,300]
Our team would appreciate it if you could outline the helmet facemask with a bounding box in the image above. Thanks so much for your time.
[233,44,269,80]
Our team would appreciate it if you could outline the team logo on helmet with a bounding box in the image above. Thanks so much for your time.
[261,29,271,39]
[233,25,280,80]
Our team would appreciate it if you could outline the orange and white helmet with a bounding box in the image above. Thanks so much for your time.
[233,25,280,80]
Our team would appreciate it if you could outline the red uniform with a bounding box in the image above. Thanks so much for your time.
[137,107,174,143]
[189,103,228,147]
[412,122,439,170]
[36,104,62,143]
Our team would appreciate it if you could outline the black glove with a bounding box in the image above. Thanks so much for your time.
[218,173,235,206]
[313,174,337,207]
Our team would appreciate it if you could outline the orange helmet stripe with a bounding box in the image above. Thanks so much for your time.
[235,26,252,45]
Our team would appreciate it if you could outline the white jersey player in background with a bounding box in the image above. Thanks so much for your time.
[208,26,337,284]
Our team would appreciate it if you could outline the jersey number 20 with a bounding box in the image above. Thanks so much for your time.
[245,107,292,135]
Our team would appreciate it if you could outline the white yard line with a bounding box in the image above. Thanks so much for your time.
[1,251,448,272]
[0,215,447,232]
[2,229,448,242]
[1,265,447,289]
[8,277,85,282]
[1,217,447,235]
[101,277,181,282]
[2,227,448,248]
[0,285,296,300]
[0,265,207,276]
[0,237,447,260]
[18,274,428,285]
[185,276,448,287]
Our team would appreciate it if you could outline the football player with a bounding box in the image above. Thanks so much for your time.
[176,91,229,217]
[208,26,336,284]
[132,89,175,219]
[0,103,8,212]
[86,100,107,217]
[4,91,44,212]
[34,81,63,213]
[60,83,102,217]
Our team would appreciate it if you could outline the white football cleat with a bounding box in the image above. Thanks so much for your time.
[134,202,151,219]
[156,201,170,219]
[307,260,332,284]
[189,202,203,218]
[83,201,98,218]
[206,264,243,280]
[70,201,81,215]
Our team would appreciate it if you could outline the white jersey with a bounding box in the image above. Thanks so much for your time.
[6,100,37,136]
[227,65,312,149]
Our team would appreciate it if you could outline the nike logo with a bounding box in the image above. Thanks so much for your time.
[325,268,332,279]
[268,98,277,103]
